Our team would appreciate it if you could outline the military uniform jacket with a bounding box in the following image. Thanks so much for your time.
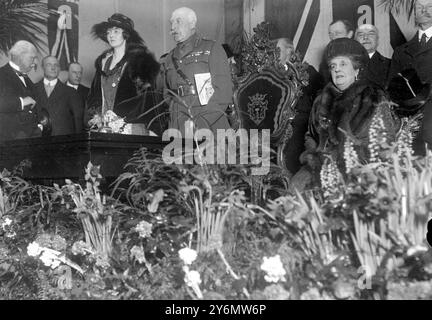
[159,33,233,133]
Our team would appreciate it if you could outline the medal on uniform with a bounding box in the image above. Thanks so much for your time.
[112,83,116,88]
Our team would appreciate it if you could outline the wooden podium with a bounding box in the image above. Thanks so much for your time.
[0,132,167,186]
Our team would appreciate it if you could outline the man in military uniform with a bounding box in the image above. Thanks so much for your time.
[159,7,233,134]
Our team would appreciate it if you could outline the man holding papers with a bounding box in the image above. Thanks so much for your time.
[159,7,233,134]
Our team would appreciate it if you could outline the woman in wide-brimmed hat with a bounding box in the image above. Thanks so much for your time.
[86,13,165,134]
[290,38,400,191]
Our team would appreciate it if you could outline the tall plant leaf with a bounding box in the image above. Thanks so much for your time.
[380,0,415,16]
[0,0,51,54]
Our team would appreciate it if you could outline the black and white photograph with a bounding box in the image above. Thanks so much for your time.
[1,0,432,306]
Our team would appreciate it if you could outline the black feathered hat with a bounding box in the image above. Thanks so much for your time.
[388,68,431,116]
[91,13,144,45]
[325,38,369,69]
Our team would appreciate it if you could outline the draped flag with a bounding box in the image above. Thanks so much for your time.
[245,0,418,69]
[48,0,79,70]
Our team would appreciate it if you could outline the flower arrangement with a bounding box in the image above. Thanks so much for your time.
[260,255,287,283]
[27,241,84,274]
[3,126,432,300]
[178,247,203,299]
[89,110,132,134]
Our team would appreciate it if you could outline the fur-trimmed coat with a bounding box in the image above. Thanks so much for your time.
[86,43,160,121]
[291,80,400,191]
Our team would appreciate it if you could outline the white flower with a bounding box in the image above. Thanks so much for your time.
[1,217,12,228]
[260,255,286,283]
[130,245,146,264]
[407,245,428,257]
[102,110,131,134]
[135,221,153,238]
[110,118,126,132]
[5,231,16,239]
[40,250,61,269]
[179,247,197,265]
[104,110,118,123]
[71,240,93,255]
[27,242,42,257]
[184,270,201,287]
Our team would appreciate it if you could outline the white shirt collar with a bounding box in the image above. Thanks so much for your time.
[419,25,432,40]
[9,61,23,74]
[9,61,27,86]
[368,52,375,58]
[43,78,58,87]
[66,81,78,90]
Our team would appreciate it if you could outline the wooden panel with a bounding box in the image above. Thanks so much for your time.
[0,132,167,185]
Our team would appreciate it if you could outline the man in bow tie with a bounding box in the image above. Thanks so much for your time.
[0,40,41,141]
[389,0,432,155]
[34,56,84,136]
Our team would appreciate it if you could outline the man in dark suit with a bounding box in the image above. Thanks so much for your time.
[66,62,89,104]
[0,40,40,141]
[34,56,84,136]
[389,0,432,154]
[355,24,391,89]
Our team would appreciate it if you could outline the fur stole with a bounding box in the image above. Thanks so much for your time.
[315,80,386,148]
[94,43,160,86]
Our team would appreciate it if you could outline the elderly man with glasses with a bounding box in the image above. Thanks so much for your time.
[354,24,391,89]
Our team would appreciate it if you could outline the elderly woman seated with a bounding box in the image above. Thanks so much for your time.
[291,38,400,191]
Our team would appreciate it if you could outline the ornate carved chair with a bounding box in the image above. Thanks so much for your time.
[233,22,309,174]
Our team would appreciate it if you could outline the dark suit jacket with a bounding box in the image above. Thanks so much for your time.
[389,33,432,155]
[388,32,432,85]
[304,65,324,102]
[76,84,89,104]
[366,51,391,90]
[0,63,40,141]
[34,80,84,136]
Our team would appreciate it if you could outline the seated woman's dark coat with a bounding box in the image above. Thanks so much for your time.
[291,79,400,191]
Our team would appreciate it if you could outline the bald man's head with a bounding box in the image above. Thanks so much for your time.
[9,40,38,74]
[170,7,197,43]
